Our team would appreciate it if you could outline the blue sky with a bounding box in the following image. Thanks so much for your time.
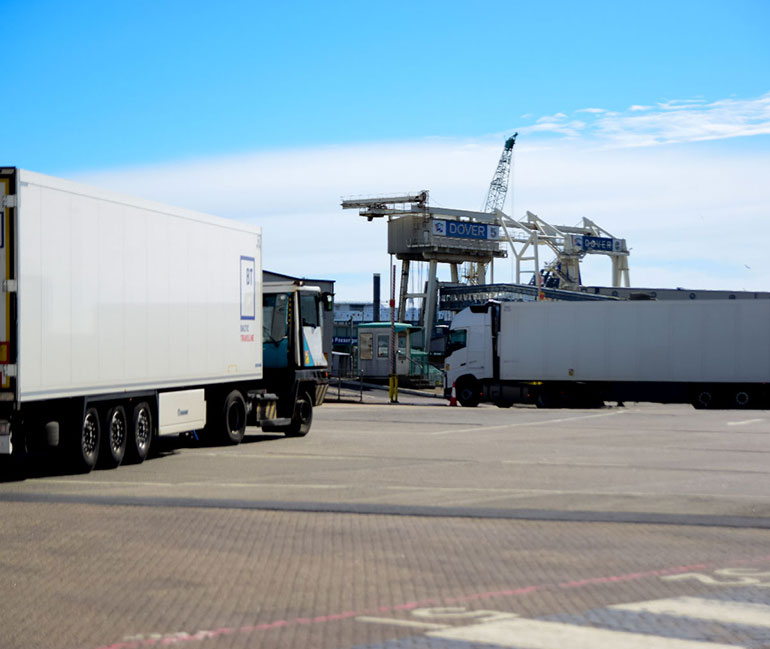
[5,0,770,298]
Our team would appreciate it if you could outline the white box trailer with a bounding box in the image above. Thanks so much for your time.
[444,299,770,409]
[0,168,328,470]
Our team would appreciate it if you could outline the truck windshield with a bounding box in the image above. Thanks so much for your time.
[263,293,289,343]
[447,329,467,355]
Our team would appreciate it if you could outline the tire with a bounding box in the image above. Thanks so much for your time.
[284,393,312,437]
[456,379,480,408]
[692,390,714,410]
[535,388,557,409]
[219,391,247,445]
[69,407,100,473]
[733,389,752,409]
[100,406,127,469]
[126,402,153,464]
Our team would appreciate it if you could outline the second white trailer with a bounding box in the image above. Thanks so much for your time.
[444,299,770,409]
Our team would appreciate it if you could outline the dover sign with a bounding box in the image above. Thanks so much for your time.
[433,219,499,241]
[572,234,623,253]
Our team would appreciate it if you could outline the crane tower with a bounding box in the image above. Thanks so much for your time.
[469,133,517,284]
[483,132,517,213]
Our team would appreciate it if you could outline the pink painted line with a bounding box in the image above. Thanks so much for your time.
[558,563,709,589]
[89,555,770,649]
[444,585,544,604]
[393,599,438,611]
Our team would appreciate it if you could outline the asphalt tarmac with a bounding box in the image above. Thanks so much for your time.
[2,396,769,649]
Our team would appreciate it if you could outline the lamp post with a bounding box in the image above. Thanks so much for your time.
[389,256,398,403]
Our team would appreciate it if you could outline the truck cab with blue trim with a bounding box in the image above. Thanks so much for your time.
[260,281,331,436]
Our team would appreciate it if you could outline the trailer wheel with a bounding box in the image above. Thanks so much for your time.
[456,378,480,408]
[69,407,100,473]
[284,393,313,437]
[126,402,153,464]
[733,390,752,409]
[100,406,127,468]
[535,388,557,409]
[220,391,247,445]
[692,390,714,410]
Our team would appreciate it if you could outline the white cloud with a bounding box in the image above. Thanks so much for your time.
[76,93,770,300]
[523,93,770,147]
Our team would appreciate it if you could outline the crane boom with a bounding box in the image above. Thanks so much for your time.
[483,133,517,213]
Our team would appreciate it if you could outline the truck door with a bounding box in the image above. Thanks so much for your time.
[297,291,326,368]
[263,292,290,369]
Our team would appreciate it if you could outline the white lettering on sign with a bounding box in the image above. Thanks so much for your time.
[432,219,498,240]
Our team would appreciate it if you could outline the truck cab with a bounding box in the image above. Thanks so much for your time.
[444,303,497,407]
[259,282,331,435]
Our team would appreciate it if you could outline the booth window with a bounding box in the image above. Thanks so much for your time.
[377,334,389,358]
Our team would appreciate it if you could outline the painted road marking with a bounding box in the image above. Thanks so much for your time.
[26,479,769,504]
[85,560,770,649]
[727,419,764,427]
[429,409,628,436]
[611,596,770,627]
[427,618,746,648]
[355,616,450,630]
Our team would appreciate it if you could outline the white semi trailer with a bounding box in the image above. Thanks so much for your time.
[0,168,329,471]
[444,299,770,409]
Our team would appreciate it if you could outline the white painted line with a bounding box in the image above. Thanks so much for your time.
[611,596,770,628]
[35,480,766,501]
[40,479,346,490]
[502,460,633,468]
[428,618,745,648]
[356,616,449,630]
[727,419,764,427]
[429,410,627,436]
[200,452,361,460]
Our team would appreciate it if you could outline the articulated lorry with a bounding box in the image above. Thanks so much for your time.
[444,300,770,409]
[0,168,330,471]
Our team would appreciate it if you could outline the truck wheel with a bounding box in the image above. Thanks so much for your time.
[284,393,313,437]
[220,391,247,445]
[126,402,153,464]
[535,389,557,409]
[100,406,127,468]
[69,407,100,473]
[456,379,480,408]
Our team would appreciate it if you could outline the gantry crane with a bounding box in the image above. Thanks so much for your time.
[341,135,630,340]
